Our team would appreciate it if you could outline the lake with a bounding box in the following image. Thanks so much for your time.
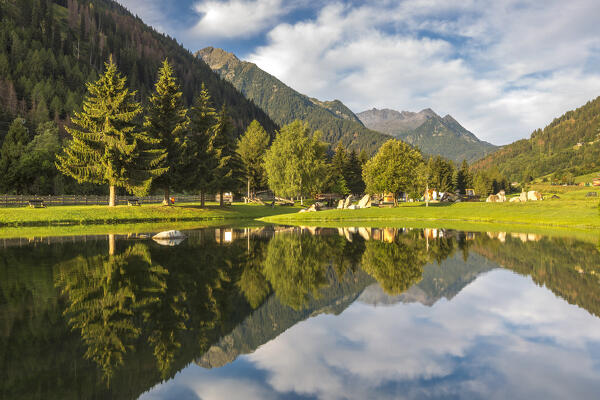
[1,226,600,399]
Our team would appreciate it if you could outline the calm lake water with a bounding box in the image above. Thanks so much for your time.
[1,226,600,400]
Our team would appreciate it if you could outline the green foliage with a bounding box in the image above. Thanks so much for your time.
[236,120,270,195]
[18,121,63,194]
[144,59,189,199]
[181,84,218,194]
[262,233,331,310]
[362,139,422,202]
[0,117,29,192]
[454,160,472,194]
[56,58,167,199]
[0,0,277,194]
[210,105,245,201]
[428,156,456,192]
[473,96,600,181]
[473,167,510,197]
[264,120,328,199]
[361,236,427,295]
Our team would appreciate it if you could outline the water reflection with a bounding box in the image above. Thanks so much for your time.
[0,226,599,399]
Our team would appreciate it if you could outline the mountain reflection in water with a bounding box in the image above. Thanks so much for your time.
[1,226,600,400]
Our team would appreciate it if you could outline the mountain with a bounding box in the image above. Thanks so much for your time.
[197,47,392,154]
[472,96,600,181]
[357,108,497,163]
[0,0,277,140]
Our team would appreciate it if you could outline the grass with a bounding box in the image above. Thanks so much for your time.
[262,193,600,231]
[0,202,301,227]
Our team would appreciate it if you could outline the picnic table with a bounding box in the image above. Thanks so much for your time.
[28,199,45,208]
[127,198,141,206]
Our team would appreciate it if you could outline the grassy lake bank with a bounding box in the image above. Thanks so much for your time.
[261,199,600,231]
[0,202,300,227]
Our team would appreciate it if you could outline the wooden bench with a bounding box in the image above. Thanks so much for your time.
[28,199,45,208]
[127,198,141,206]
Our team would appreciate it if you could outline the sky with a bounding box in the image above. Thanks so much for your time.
[116,0,600,145]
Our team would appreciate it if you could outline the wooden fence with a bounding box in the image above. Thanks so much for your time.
[0,194,217,208]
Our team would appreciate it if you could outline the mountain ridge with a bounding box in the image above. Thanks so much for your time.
[357,108,497,163]
[197,46,393,154]
[471,96,600,181]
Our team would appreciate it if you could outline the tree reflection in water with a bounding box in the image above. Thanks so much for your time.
[43,226,600,396]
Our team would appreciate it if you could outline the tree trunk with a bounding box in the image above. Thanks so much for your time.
[220,189,224,207]
[426,183,429,207]
[201,191,205,208]
[393,192,398,207]
[247,178,250,203]
[300,196,304,206]
[108,234,115,256]
[162,188,170,206]
[109,185,116,207]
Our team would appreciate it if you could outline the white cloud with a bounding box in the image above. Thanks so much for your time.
[247,0,600,145]
[189,0,290,38]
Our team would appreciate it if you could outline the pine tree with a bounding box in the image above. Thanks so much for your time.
[184,84,217,207]
[211,104,244,206]
[236,120,270,200]
[0,118,29,193]
[454,159,471,194]
[56,57,167,206]
[144,59,188,205]
[329,143,349,195]
[346,149,365,195]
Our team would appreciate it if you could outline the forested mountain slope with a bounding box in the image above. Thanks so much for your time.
[357,108,497,163]
[472,96,600,181]
[0,0,277,140]
[197,46,392,154]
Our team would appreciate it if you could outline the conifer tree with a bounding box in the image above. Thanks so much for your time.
[184,84,217,207]
[346,149,365,195]
[0,118,29,193]
[236,120,270,200]
[211,104,244,206]
[56,57,167,206]
[144,59,188,205]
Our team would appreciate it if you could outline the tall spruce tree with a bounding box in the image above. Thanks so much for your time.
[184,84,217,207]
[211,104,244,206]
[236,120,270,200]
[56,57,167,206]
[144,59,188,205]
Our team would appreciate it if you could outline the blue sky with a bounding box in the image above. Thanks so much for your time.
[117,0,600,145]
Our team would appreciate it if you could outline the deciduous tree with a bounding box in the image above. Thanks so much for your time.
[362,139,422,206]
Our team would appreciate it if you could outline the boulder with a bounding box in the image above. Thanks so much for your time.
[343,195,354,209]
[337,199,345,209]
[152,230,186,246]
[298,208,307,213]
[519,192,528,202]
[527,191,543,201]
[486,195,499,202]
[153,230,186,240]
[347,204,358,210]
[357,194,371,208]
[509,197,521,203]
[306,203,319,212]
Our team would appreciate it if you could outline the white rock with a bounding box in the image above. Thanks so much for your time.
[152,230,186,240]
[357,194,371,208]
